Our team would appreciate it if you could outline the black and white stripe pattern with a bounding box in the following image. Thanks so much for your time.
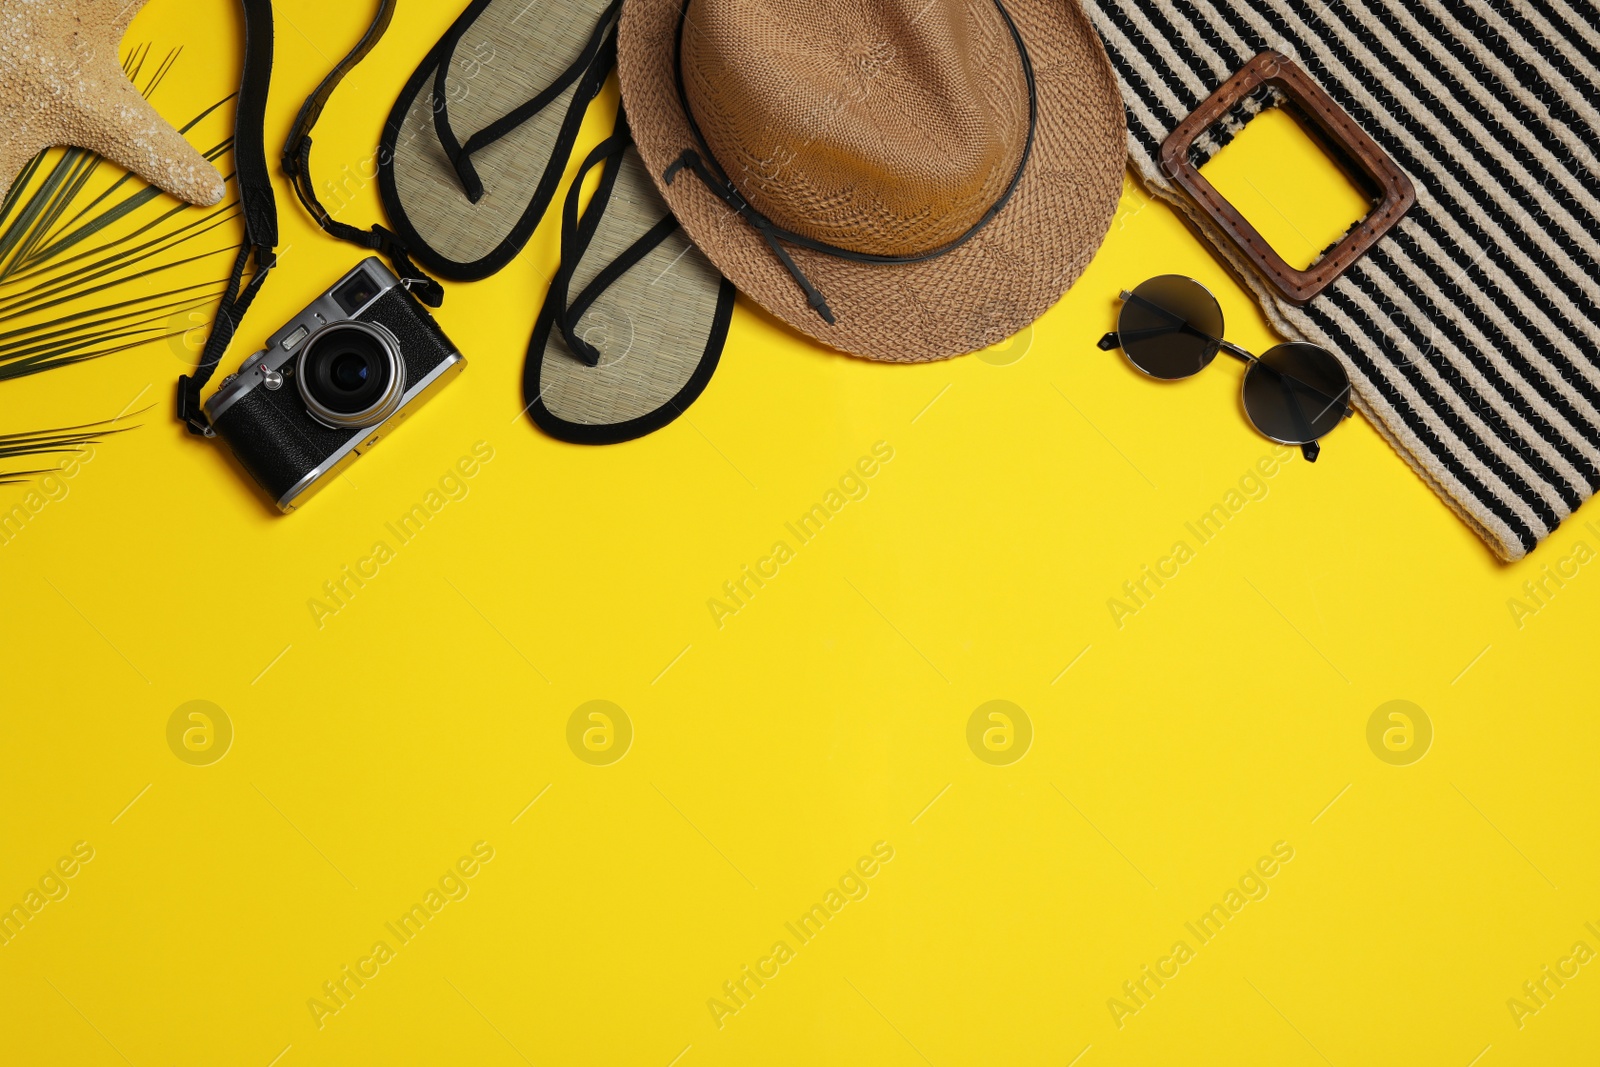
[1083,0,1600,560]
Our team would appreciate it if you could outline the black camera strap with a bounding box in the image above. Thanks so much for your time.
[281,0,445,310]
[177,0,279,436]
[178,0,441,437]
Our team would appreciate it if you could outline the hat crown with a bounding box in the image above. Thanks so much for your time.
[681,0,1030,257]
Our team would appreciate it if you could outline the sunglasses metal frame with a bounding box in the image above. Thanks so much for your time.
[1098,276,1353,461]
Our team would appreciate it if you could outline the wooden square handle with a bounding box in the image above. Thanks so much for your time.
[1159,51,1416,306]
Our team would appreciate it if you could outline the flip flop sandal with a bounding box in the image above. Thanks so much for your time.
[378,0,622,281]
[524,105,734,445]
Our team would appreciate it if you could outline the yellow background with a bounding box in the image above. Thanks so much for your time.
[2,3,1596,1064]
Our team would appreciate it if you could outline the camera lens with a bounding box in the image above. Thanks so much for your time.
[297,322,404,429]
[330,353,369,391]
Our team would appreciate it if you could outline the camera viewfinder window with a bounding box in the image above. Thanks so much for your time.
[333,269,380,316]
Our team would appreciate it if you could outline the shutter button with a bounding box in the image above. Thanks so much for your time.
[261,364,284,391]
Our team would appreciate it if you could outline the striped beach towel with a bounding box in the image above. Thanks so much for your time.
[1082,0,1600,561]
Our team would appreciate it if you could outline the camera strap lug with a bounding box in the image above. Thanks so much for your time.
[399,275,441,303]
[176,376,216,437]
[371,226,444,308]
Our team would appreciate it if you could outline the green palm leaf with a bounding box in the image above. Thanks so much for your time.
[0,415,141,485]
[0,47,238,484]
[0,47,235,388]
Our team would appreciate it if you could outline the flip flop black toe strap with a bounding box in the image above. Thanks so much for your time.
[432,0,623,203]
[523,96,735,446]
[551,109,683,367]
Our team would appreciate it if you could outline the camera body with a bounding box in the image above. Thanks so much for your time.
[205,259,465,511]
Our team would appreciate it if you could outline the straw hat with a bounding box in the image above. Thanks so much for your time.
[617,0,1126,362]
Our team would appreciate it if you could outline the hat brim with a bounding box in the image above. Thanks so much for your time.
[617,0,1127,362]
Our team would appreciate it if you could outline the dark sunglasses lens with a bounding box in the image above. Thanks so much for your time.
[1242,342,1351,445]
[1118,275,1225,380]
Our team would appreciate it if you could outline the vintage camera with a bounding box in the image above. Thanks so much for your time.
[205,259,466,511]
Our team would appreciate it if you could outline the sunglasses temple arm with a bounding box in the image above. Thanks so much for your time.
[1275,367,1353,412]
[1108,291,1232,354]
[1120,290,1182,323]
[1108,287,1352,409]
[1223,335,1351,412]
[1110,288,1350,460]
[1275,372,1324,462]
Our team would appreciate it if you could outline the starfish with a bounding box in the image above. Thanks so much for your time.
[0,0,225,207]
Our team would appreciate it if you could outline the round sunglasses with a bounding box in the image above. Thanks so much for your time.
[1098,275,1353,461]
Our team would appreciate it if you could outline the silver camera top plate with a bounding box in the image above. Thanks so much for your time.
[203,259,404,425]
